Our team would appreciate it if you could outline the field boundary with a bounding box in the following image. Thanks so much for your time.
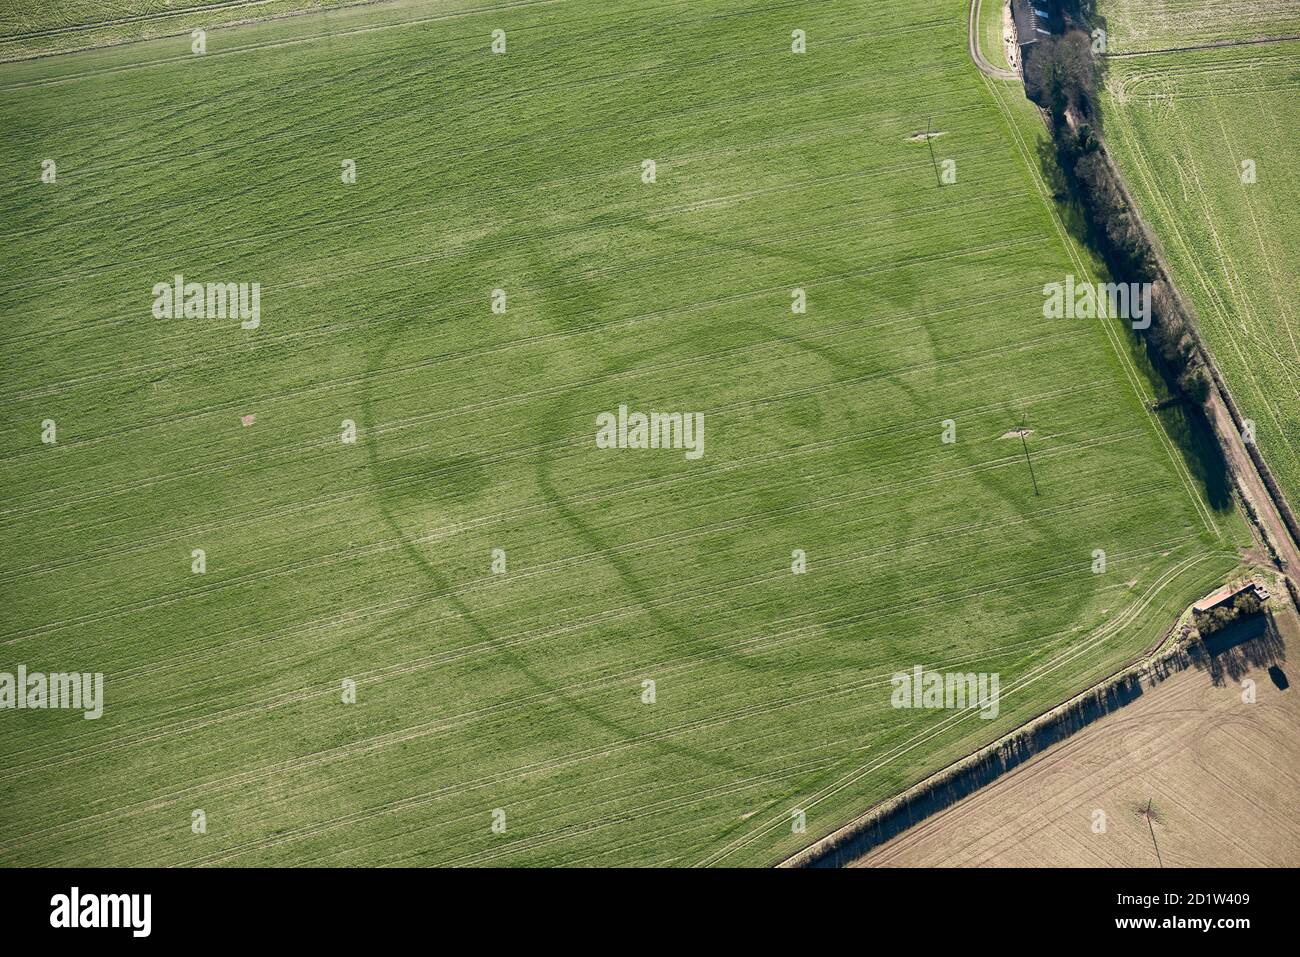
[779,568,1271,867]
[1075,66,1300,580]
[779,3,1300,870]
[980,7,1300,584]
[979,73,1220,538]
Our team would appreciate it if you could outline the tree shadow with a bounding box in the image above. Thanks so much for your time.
[795,603,1287,865]
[1033,137,1233,515]
[1156,402,1233,512]
[800,650,1196,867]
[1186,611,1287,687]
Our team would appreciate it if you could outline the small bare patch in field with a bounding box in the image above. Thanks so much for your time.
[854,603,1300,867]
[1107,75,1129,105]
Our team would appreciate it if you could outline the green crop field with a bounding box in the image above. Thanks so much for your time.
[978,0,1012,73]
[1098,0,1300,53]
[1103,36,1300,517]
[0,0,364,61]
[0,0,1245,866]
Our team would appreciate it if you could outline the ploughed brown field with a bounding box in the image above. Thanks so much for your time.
[854,602,1300,867]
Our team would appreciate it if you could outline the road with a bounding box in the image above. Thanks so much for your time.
[968,0,1019,80]
[967,0,1300,590]
[1205,388,1300,582]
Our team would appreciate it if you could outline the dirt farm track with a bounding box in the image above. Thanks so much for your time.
[855,605,1300,867]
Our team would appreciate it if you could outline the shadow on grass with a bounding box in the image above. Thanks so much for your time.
[1033,136,1234,516]
[1156,401,1233,512]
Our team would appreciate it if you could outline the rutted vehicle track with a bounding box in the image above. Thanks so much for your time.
[968,0,1018,80]
[969,0,1300,593]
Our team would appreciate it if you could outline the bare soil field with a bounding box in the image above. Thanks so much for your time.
[855,602,1300,867]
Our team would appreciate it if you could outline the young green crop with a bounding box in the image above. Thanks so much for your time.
[0,0,1244,866]
[1104,40,1300,521]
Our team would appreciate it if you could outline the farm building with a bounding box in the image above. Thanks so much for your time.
[1192,581,1271,618]
[1011,0,1053,52]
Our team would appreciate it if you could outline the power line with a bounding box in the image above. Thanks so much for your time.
[1019,416,1039,496]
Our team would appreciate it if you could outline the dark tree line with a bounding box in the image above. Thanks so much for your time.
[1025,30,1212,406]
[1198,591,1265,635]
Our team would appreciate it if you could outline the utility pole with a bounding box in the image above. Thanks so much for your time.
[1020,423,1039,496]
[925,117,942,188]
[1142,798,1163,867]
